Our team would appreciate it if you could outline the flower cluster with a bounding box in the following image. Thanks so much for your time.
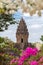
[29,60,38,65]
[10,47,38,65]
[18,47,38,65]
[29,57,43,65]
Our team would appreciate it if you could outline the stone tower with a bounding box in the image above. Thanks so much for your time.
[16,18,29,49]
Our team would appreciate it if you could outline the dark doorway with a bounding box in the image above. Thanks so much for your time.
[21,38,23,43]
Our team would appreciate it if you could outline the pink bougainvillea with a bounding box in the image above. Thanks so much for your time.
[29,60,38,65]
[10,59,17,64]
[31,47,38,55]
[39,57,43,62]
[10,47,38,65]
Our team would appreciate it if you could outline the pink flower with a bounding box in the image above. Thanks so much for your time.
[39,57,43,62]
[18,56,25,65]
[18,47,38,65]
[30,60,38,65]
[42,64,43,65]
[22,47,38,57]
[26,47,33,55]
[10,59,17,64]
[32,48,38,56]
[10,47,38,65]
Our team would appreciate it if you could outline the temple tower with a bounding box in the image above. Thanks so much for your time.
[16,18,29,49]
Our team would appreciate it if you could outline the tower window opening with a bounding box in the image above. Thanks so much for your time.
[21,38,23,43]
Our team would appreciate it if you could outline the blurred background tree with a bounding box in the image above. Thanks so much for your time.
[40,35,43,42]
[0,0,19,31]
[0,7,17,31]
[0,0,43,31]
[0,0,43,16]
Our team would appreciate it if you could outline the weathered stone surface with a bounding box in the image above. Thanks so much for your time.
[16,18,29,49]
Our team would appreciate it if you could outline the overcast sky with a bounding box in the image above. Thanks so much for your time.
[0,10,43,43]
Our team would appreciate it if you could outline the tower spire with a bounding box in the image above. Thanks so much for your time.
[16,18,29,49]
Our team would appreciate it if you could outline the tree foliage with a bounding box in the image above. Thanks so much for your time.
[0,0,43,16]
[40,35,43,42]
[0,37,4,43]
[0,7,17,31]
[0,13,16,31]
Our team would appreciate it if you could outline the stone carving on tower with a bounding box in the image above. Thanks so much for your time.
[16,18,29,49]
